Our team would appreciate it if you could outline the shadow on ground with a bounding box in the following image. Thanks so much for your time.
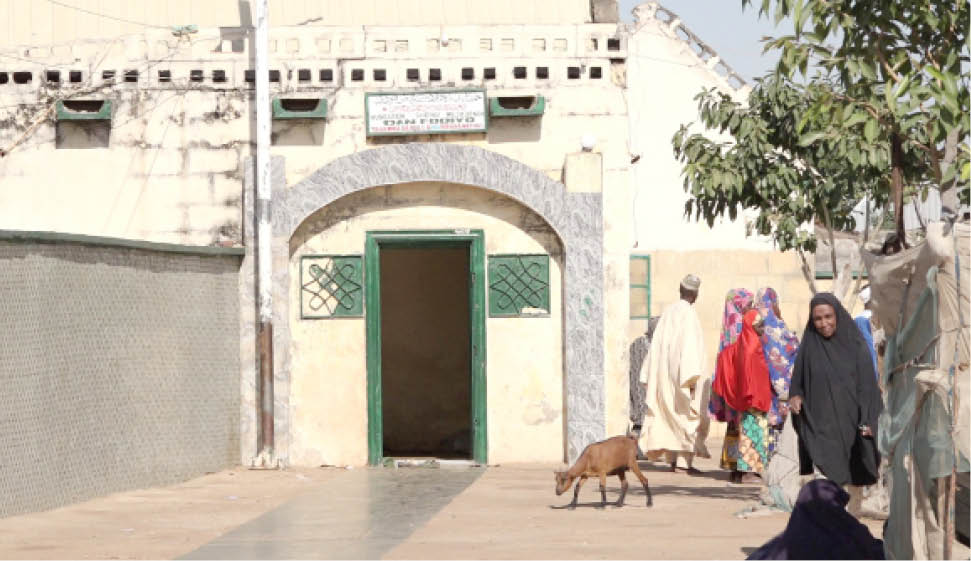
[636,461,744,484]
[546,483,761,509]
[643,484,761,501]
[549,501,642,510]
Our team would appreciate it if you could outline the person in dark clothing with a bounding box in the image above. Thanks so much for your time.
[788,293,883,499]
[746,479,885,560]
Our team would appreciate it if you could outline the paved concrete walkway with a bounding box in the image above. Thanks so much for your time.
[181,467,484,560]
[6,441,963,559]
[175,452,798,560]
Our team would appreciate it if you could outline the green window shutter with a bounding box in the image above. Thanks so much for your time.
[630,255,651,319]
[300,255,364,318]
[488,254,550,317]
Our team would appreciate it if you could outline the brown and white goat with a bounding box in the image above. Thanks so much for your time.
[553,435,653,508]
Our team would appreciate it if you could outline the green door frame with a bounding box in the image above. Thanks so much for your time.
[364,230,487,465]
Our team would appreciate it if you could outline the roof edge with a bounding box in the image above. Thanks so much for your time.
[630,2,750,94]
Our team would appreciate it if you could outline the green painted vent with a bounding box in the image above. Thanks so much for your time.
[489,95,545,117]
[488,254,550,317]
[300,255,363,318]
[56,99,112,121]
[272,97,327,120]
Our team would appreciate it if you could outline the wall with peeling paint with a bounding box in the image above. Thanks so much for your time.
[0,24,629,250]
[0,86,250,246]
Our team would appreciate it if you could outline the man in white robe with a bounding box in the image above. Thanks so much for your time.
[638,274,711,473]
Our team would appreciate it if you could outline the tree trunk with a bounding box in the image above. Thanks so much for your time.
[891,132,907,247]
[941,128,961,215]
[797,249,819,294]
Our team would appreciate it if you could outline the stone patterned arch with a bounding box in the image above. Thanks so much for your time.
[249,143,604,463]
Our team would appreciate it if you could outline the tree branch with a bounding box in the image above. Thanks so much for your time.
[873,38,902,83]
[863,193,871,244]
[797,248,819,295]
[844,248,866,310]
[820,202,839,280]
[925,119,944,186]
[891,132,908,248]
[940,128,963,213]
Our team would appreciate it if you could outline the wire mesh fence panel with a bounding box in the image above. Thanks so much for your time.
[0,239,241,518]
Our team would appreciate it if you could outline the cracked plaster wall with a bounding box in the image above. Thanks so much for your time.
[0,83,249,246]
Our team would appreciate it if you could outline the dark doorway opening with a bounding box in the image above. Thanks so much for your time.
[380,247,471,459]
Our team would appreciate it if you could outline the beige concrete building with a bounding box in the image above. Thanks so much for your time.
[0,0,812,469]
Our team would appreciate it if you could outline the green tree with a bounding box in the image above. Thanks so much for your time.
[757,0,970,244]
[673,76,916,293]
[673,0,968,279]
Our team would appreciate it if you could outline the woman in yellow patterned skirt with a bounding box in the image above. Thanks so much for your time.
[708,288,754,483]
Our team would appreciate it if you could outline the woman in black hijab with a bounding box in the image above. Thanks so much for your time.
[789,293,882,487]
[746,479,885,559]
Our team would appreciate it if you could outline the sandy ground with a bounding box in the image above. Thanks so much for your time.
[385,463,786,560]
[0,446,967,560]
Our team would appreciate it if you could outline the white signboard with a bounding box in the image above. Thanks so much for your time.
[365,90,488,136]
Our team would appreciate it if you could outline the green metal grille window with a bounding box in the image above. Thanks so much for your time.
[630,255,651,319]
[488,254,550,317]
[300,255,364,318]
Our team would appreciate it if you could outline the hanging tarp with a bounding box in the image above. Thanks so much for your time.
[870,220,970,560]
[938,222,970,462]
[862,222,958,339]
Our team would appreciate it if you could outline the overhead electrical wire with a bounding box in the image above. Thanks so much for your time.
[45,0,169,30]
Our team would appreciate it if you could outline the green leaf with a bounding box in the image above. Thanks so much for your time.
[798,131,826,146]
[884,84,898,114]
[926,66,946,85]
[796,110,813,134]
[943,72,960,102]
[860,60,877,81]
[794,0,806,34]
[863,118,879,142]
[844,111,867,129]
[891,74,912,101]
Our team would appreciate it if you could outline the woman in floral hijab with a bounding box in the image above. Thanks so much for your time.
[709,288,755,481]
[754,287,800,458]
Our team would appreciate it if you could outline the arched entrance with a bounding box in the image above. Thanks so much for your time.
[240,144,605,465]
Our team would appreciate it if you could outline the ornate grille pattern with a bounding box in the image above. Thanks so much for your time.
[488,254,550,316]
[300,255,364,318]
